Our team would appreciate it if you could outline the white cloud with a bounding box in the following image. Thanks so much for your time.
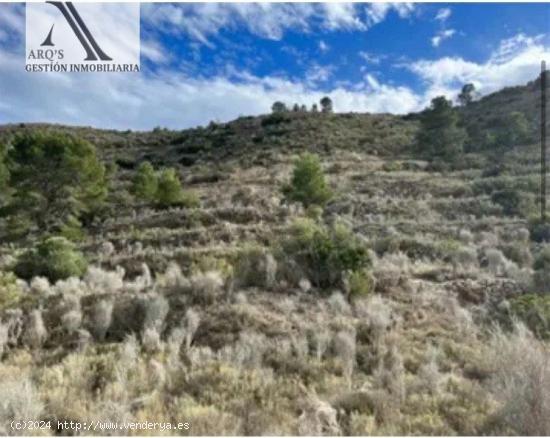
[365,73,380,89]
[321,3,365,31]
[306,64,334,85]
[319,40,329,52]
[0,3,24,45]
[490,33,544,64]
[365,3,415,27]
[435,8,452,22]
[431,29,456,47]
[141,39,171,64]
[359,51,383,65]
[143,3,415,46]
[0,44,422,130]
[0,3,546,130]
[410,32,550,104]
[431,7,455,47]
[143,3,315,46]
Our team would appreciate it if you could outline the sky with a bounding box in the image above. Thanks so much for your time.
[0,2,549,130]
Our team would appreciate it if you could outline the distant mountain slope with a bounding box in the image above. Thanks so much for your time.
[0,112,418,168]
[459,74,547,151]
[462,75,546,123]
[0,74,545,167]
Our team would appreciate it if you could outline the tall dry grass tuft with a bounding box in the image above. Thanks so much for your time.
[485,322,550,435]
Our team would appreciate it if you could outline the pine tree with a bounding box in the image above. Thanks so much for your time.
[132,161,158,202]
[156,168,185,207]
[3,131,108,236]
[320,96,333,113]
[416,96,467,160]
[282,153,332,208]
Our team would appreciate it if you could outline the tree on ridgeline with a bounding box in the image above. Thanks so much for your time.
[320,96,333,113]
[271,101,287,113]
[458,83,477,106]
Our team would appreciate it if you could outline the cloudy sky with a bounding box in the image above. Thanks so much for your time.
[0,2,549,130]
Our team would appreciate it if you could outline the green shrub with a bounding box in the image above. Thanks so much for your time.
[261,112,291,127]
[156,168,181,207]
[491,189,536,217]
[529,217,550,243]
[510,294,550,339]
[132,161,158,202]
[534,247,550,270]
[178,190,201,209]
[494,112,532,148]
[347,269,375,299]
[279,218,371,289]
[282,153,332,208]
[0,271,23,310]
[14,236,88,282]
[131,163,199,209]
[58,215,85,242]
[500,243,532,268]
[156,168,199,208]
[305,205,323,220]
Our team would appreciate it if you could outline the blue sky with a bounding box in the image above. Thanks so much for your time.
[0,2,549,130]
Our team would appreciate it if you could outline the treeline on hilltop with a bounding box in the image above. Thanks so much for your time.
[267,83,537,161]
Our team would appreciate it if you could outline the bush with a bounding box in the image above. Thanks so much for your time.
[131,163,199,209]
[156,168,199,208]
[282,153,332,208]
[347,269,375,299]
[484,323,550,435]
[491,189,536,217]
[234,245,277,289]
[155,168,183,207]
[132,161,158,202]
[494,112,532,148]
[279,218,371,289]
[529,217,550,243]
[14,236,88,282]
[58,215,85,242]
[510,294,550,339]
[0,271,23,310]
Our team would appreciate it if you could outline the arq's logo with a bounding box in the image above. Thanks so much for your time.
[26,2,140,73]
[40,2,112,61]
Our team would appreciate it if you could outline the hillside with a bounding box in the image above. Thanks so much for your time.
[0,111,418,167]
[0,78,549,435]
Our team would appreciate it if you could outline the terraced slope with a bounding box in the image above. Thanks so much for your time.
[0,78,548,435]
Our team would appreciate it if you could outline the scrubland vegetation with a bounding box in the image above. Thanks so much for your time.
[0,80,549,436]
